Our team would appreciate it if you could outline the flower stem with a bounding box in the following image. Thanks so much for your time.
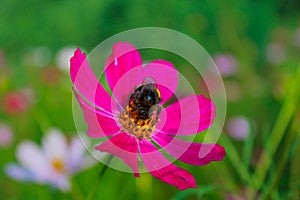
[87,155,113,200]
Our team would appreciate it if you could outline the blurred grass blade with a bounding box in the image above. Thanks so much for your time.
[215,160,239,192]
[250,64,300,190]
[197,185,218,197]
[173,185,217,200]
[220,136,251,184]
[260,111,299,198]
[288,130,300,199]
[243,127,254,171]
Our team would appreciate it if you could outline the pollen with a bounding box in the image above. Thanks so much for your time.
[118,106,159,139]
[52,158,65,173]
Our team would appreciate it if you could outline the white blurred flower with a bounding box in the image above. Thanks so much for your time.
[55,46,77,72]
[23,46,52,67]
[226,116,250,141]
[5,128,95,192]
[0,122,13,147]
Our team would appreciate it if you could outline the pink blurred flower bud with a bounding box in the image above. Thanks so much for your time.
[226,116,250,141]
[1,88,34,115]
[0,122,13,147]
[213,54,237,76]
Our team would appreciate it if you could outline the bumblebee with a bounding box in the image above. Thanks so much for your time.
[128,79,162,125]
[118,79,162,138]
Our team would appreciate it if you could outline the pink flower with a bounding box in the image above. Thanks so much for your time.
[226,116,250,141]
[70,42,226,190]
[1,88,34,115]
[5,128,94,191]
[213,53,237,77]
[0,122,14,147]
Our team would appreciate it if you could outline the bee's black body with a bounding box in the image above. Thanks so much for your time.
[128,82,161,122]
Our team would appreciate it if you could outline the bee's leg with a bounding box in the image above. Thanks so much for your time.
[149,104,161,123]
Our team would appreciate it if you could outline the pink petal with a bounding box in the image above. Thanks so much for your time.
[105,43,178,106]
[110,65,144,107]
[152,133,226,166]
[139,139,197,190]
[111,59,178,107]
[95,132,139,177]
[74,89,120,138]
[161,95,216,136]
[143,60,178,104]
[105,42,143,105]
[70,48,113,112]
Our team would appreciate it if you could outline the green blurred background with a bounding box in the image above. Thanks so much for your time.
[0,0,300,199]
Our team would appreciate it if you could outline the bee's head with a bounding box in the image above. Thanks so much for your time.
[133,83,161,107]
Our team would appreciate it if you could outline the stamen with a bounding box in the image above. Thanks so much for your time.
[119,106,159,139]
[52,158,64,173]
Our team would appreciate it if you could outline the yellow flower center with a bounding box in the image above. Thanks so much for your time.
[119,105,160,139]
[52,158,65,173]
